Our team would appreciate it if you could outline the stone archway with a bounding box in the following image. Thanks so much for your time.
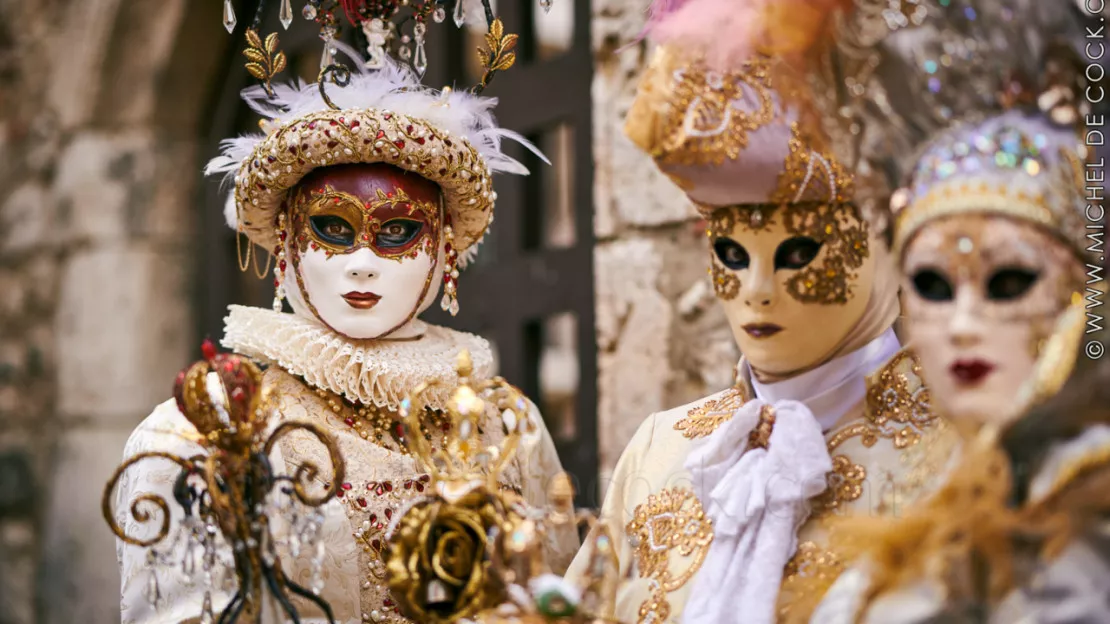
[0,2,235,622]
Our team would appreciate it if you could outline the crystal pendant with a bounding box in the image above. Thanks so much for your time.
[540,0,554,13]
[449,298,460,316]
[433,7,447,23]
[200,592,215,624]
[280,0,294,29]
[302,3,318,20]
[223,0,237,33]
[145,570,162,607]
[413,22,428,76]
[398,44,412,61]
[453,0,466,27]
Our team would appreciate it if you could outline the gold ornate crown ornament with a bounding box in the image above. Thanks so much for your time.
[384,350,622,623]
[103,340,347,623]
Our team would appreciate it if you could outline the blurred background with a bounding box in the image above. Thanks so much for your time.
[0,0,740,622]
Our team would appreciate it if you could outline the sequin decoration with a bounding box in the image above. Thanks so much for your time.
[709,260,741,300]
[811,455,867,516]
[781,202,870,305]
[627,488,714,624]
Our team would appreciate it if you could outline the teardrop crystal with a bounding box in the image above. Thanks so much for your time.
[279,0,293,29]
[540,0,554,13]
[223,0,237,33]
[302,3,318,20]
[453,0,466,27]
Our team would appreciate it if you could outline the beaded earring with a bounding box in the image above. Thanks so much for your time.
[272,212,288,312]
[440,216,460,316]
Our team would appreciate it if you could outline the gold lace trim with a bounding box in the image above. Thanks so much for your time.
[627,488,714,624]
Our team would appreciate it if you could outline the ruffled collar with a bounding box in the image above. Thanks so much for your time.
[221,305,493,411]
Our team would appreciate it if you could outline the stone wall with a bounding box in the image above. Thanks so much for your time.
[0,1,227,622]
[590,0,739,484]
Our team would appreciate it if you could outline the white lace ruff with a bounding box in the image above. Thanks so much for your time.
[221,305,493,411]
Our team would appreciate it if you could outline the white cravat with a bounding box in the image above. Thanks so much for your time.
[682,329,901,624]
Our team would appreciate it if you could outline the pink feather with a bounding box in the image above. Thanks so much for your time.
[648,0,851,70]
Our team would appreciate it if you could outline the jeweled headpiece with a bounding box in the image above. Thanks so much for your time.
[207,0,556,268]
[823,0,1095,260]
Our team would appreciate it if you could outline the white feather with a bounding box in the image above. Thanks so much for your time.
[204,55,541,188]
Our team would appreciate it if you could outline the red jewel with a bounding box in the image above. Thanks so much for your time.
[415,137,426,145]
[369,513,378,524]
[371,538,381,550]
[230,387,245,401]
[357,497,368,508]
[201,339,217,361]
[256,183,266,191]
[383,113,392,120]
[308,121,317,129]
[375,483,385,496]
[288,146,298,154]
[336,489,345,498]
[444,242,452,252]
[266,155,276,163]
[279,259,287,271]
[383,599,395,608]
[344,417,355,426]
[223,360,235,373]
[415,482,424,492]
[341,482,353,490]
[394,140,405,149]
[376,130,385,139]
[384,508,393,519]
[279,231,287,242]
[350,120,360,129]
[384,482,393,492]
[273,279,279,287]
[327,140,339,148]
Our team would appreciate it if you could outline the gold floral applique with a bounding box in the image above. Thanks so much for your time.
[627,488,714,624]
[864,350,936,448]
[674,386,750,439]
[778,541,845,622]
[812,455,867,515]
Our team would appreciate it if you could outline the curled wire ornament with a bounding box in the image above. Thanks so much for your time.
[102,451,199,547]
[264,420,346,506]
[318,63,354,110]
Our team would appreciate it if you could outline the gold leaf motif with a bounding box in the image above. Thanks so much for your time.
[245,28,263,50]
[245,62,268,81]
[273,52,288,75]
[493,52,516,72]
[265,32,279,54]
[243,48,267,63]
[473,18,518,94]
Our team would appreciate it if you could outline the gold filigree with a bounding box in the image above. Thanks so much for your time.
[627,488,714,624]
[703,198,870,306]
[242,29,288,98]
[708,260,740,300]
[864,350,936,449]
[770,123,854,207]
[674,386,750,439]
[748,404,777,450]
[812,455,867,515]
[628,49,777,168]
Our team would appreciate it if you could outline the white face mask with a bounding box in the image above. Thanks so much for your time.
[706,203,875,376]
[901,214,1082,426]
[284,164,446,340]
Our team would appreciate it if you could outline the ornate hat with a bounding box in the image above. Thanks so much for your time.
[824,0,1096,260]
[205,1,542,265]
[624,0,859,215]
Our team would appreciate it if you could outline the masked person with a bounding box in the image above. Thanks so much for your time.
[563,1,961,622]
[113,29,578,624]
[806,1,1110,621]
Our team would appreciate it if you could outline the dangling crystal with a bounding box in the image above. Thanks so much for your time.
[320,43,335,70]
[540,0,554,13]
[440,294,451,312]
[453,0,467,27]
[200,592,215,624]
[310,540,326,595]
[145,570,162,607]
[302,3,318,20]
[449,298,460,316]
[413,22,428,76]
[223,0,237,33]
[280,0,294,29]
[433,7,447,23]
[398,44,412,61]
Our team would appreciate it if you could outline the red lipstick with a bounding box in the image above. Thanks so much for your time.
[950,359,995,385]
[743,323,783,339]
[342,291,382,310]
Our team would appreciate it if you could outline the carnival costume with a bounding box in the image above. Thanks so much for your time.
[564,2,960,622]
[112,4,577,623]
[802,1,1110,621]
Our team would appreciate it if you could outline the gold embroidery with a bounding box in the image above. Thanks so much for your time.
[864,350,936,449]
[778,542,845,622]
[653,57,777,167]
[813,455,867,515]
[674,386,750,439]
[770,123,854,207]
[627,488,714,624]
